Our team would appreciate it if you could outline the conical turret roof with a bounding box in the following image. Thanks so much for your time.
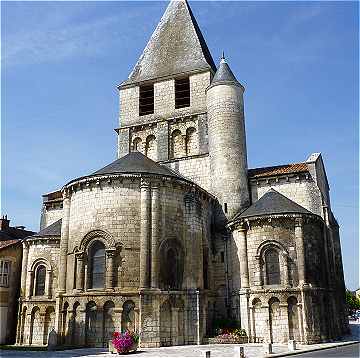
[122,0,216,86]
[209,55,241,88]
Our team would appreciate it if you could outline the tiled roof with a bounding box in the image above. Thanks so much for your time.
[0,227,35,241]
[248,163,308,178]
[234,189,312,220]
[0,239,21,250]
[33,219,62,237]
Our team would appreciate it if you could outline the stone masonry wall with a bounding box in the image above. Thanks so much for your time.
[40,205,63,231]
[118,71,211,128]
[250,176,323,218]
[164,155,211,193]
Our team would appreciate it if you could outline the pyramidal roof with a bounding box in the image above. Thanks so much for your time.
[235,189,312,219]
[93,151,184,179]
[122,0,216,86]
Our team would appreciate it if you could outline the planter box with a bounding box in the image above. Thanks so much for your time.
[108,341,138,354]
[208,336,248,344]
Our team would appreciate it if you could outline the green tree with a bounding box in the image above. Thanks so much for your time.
[346,290,360,315]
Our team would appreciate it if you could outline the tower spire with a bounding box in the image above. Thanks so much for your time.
[121,0,216,86]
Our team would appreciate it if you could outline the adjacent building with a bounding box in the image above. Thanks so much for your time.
[0,216,34,344]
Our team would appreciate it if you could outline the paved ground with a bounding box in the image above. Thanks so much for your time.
[280,343,359,357]
[2,322,359,358]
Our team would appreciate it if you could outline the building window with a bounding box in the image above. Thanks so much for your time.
[139,84,154,116]
[175,77,190,109]
[160,239,184,290]
[145,135,157,160]
[265,249,281,285]
[35,265,46,295]
[0,261,11,287]
[89,241,106,289]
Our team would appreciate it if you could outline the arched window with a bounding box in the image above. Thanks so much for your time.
[145,135,157,160]
[35,265,46,296]
[185,127,198,156]
[170,130,185,159]
[132,137,143,153]
[265,249,281,285]
[89,241,105,289]
[160,239,184,290]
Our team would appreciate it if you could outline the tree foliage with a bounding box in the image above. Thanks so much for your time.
[346,290,360,315]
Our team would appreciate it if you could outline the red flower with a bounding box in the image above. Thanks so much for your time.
[112,331,120,339]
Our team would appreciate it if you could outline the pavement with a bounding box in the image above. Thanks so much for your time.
[1,322,359,358]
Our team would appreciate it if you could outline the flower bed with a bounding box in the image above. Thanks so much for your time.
[208,334,248,344]
[209,327,248,344]
[111,331,139,354]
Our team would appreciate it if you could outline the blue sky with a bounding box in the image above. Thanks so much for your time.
[1,1,358,289]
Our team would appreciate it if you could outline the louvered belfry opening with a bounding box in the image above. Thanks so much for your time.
[175,77,190,109]
[139,84,154,116]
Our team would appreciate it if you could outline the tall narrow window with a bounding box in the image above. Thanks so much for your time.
[139,84,154,116]
[89,241,105,289]
[265,249,281,285]
[0,261,11,287]
[35,265,46,295]
[175,77,190,109]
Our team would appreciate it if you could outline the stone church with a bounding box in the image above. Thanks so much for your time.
[15,0,348,348]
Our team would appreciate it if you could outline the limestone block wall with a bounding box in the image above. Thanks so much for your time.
[245,218,297,288]
[164,155,211,192]
[67,179,141,291]
[250,176,323,218]
[206,83,249,218]
[118,71,211,128]
[303,222,327,287]
[26,240,60,299]
[40,204,63,231]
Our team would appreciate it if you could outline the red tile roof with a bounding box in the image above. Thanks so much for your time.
[248,163,308,178]
[0,239,21,250]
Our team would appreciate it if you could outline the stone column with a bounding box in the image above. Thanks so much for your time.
[282,253,290,287]
[239,289,251,336]
[75,253,84,291]
[297,303,304,343]
[45,269,52,298]
[134,308,140,332]
[249,305,255,342]
[26,270,34,299]
[280,303,289,342]
[295,217,306,285]
[105,249,115,290]
[77,308,86,346]
[151,185,160,288]
[171,307,179,345]
[234,227,249,288]
[254,256,263,286]
[113,308,123,332]
[59,191,71,293]
[140,179,151,288]
[21,241,29,297]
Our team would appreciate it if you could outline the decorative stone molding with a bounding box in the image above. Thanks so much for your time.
[79,230,117,252]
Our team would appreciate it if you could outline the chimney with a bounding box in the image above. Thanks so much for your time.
[0,215,10,230]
